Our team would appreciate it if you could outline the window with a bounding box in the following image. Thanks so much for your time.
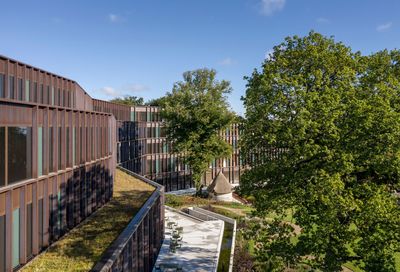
[58,127,62,170]
[33,82,38,103]
[9,76,15,99]
[0,128,4,186]
[0,210,5,271]
[12,208,19,268]
[73,127,76,166]
[46,86,50,105]
[17,78,23,100]
[38,127,43,176]
[8,127,32,184]
[40,84,44,104]
[57,88,61,106]
[66,127,70,167]
[51,87,54,105]
[38,198,44,249]
[49,127,54,173]
[0,74,4,98]
[26,202,33,257]
[25,80,30,101]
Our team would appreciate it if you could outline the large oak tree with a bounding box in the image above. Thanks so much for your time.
[240,32,400,271]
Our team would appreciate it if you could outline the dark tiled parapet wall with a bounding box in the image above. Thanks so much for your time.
[92,166,165,272]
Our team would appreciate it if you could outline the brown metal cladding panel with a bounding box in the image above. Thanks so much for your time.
[17,64,23,78]
[0,105,32,126]
[38,180,44,199]
[32,107,38,178]
[26,184,32,204]
[12,189,20,209]
[38,109,44,127]
[19,186,26,264]
[0,58,5,74]
[32,181,38,255]
[43,178,49,247]
[0,193,5,216]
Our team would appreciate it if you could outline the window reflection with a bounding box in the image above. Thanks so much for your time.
[0,128,4,186]
[8,127,32,184]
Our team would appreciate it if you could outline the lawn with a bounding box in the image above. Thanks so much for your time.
[22,169,154,272]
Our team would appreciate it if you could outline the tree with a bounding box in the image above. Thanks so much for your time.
[161,69,235,193]
[240,32,400,271]
[145,96,166,106]
[110,95,144,106]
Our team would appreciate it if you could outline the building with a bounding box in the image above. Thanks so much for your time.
[0,55,117,271]
[93,101,243,192]
[0,53,244,271]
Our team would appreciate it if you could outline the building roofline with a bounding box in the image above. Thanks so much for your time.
[0,54,91,98]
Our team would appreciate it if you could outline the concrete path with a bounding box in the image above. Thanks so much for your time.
[153,207,224,272]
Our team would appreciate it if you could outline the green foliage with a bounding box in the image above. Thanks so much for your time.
[145,96,166,106]
[240,31,400,271]
[110,95,144,106]
[161,69,235,192]
[165,194,186,208]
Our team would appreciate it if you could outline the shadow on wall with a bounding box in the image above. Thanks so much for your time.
[44,189,151,267]
[48,165,113,246]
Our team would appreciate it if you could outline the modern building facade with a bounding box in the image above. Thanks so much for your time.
[93,100,243,192]
[0,55,117,271]
[0,53,244,271]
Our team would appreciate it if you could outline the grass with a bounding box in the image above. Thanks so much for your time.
[165,194,253,217]
[22,169,154,272]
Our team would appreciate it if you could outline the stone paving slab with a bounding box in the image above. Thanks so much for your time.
[154,208,224,272]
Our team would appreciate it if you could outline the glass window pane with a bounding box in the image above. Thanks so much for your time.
[46,86,53,104]
[26,203,33,257]
[0,74,4,98]
[12,208,19,268]
[73,128,76,166]
[0,128,4,186]
[66,127,70,167]
[8,127,32,184]
[0,215,5,271]
[58,127,62,170]
[9,76,15,99]
[25,80,30,102]
[38,127,43,176]
[38,199,44,249]
[49,127,54,173]
[18,78,23,100]
[33,82,38,103]
[40,85,44,104]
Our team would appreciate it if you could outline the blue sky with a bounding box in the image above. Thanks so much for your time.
[1,0,399,115]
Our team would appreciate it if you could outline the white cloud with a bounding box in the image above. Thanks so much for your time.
[108,13,123,23]
[98,84,149,98]
[124,84,149,92]
[218,57,235,66]
[376,22,392,32]
[260,0,286,16]
[316,17,330,24]
[98,86,120,97]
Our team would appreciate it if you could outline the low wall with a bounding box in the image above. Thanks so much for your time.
[92,167,165,272]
